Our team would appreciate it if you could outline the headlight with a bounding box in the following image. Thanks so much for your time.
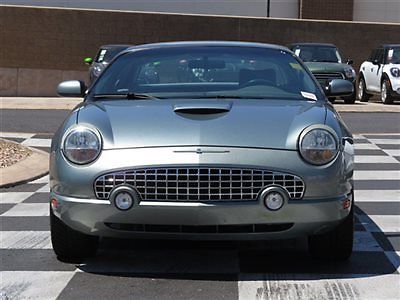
[63,127,101,164]
[344,67,356,79]
[299,128,338,165]
[390,67,400,77]
[93,64,105,77]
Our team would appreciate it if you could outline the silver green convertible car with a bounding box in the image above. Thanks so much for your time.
[52,41,355,262]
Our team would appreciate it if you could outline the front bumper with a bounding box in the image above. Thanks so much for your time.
[51,192,352,240]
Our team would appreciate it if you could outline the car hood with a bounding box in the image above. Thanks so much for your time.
[77,99,327,150]
[305,62,349,73]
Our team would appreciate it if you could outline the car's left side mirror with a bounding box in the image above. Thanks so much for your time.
[346,59,354,65]
[324,79,354,97]
[84,57,93,65]
[57,80,87,97]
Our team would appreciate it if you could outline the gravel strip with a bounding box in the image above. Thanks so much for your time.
[0,139,32,168]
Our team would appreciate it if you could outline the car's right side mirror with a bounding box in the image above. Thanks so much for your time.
[324,79,354,97]
[57,80,87,97]
[84,57,93,65]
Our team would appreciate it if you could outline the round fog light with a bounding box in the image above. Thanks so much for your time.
[264,191,284,211]
[115,192,133,210]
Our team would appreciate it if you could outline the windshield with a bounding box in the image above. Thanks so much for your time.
[92,46,321,100]
[292,45,342,63]
[387,48,400,64]
[96,47,128,63]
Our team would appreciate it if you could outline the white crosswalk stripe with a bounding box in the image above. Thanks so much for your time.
[354,170,400,180]
[355,155,399,163]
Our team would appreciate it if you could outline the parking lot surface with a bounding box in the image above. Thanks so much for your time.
[1,132,399,299]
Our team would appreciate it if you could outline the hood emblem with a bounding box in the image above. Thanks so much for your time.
[174,148,230,154]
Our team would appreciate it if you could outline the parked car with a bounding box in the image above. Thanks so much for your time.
[289,43,356,104]
[358,44,400,104]
[85,44,131,84]
[53,41,355,262]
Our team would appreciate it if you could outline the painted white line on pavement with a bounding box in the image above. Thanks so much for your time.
[1,271,75,299]
[353,231,382,252]
[1,203,49,217]
[0,192,34,204]
[382,149,400,157]
[238,274,400,300]
[355,190,400,202]
[369,139,400,144]
[36,183,50,193]
[355,155,399,163]
[354,170,400,180]
[1,231,51,249]
[0,132,35,139]
[30,175,49,184]
[21,138,51,147]
[384,251,400,273]
[358,215,400,233]
[354,143,380,150]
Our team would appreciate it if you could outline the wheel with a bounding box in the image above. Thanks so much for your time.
[381,79,394,104]
[308,205,353,261]
[342,92,356,104]
[50,208,99,262]
[357,76,370,102]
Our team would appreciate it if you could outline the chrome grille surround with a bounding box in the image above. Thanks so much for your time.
[94,167,305,202]
[313,72,345,81]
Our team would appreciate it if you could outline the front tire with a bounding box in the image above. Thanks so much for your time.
[308,206,353,261]
[357,76,370,102]
[381,79,394,104]
[50,208,99,262]
[342,92,356,104]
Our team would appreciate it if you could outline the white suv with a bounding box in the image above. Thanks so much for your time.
[358,44,400,104]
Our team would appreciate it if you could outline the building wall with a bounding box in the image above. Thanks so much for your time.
[1,5,399,96]
[2,0,299,18]
[300,0,354,21]
[353,0,400,23]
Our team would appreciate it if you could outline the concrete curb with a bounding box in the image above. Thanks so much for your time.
[0,142,49,188]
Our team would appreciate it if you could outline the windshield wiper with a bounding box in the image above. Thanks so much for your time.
[190,95,267,99]
[93,93,159,100]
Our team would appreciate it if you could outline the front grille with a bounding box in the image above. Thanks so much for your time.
[105,222,294,233]
[94,167,305,201]
[313,72,344,81]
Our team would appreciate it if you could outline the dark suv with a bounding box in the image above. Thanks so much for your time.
[289,43,356,103]
[85,44,131,84]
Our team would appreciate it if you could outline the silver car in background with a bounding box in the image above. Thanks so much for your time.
[52,41,355,262]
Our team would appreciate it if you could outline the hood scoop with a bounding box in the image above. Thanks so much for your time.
[173,101,232,115]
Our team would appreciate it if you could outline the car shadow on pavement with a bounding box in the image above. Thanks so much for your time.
[77,208,399,280]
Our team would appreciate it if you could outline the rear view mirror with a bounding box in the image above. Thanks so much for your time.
[57,80,87,97]
[188,59,226,69]
[84,57,93,65]
[324,79,354,97]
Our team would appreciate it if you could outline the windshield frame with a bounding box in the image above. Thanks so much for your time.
[87,45,326,102]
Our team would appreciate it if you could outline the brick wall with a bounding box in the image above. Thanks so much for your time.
[1,5,399,96]
[300,0,354,21]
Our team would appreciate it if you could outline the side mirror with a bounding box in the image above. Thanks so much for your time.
[57,80,86,97]
[346,59,354,65]
[372,59,380,65]
[324,79,354,97]
[84,57,93,65]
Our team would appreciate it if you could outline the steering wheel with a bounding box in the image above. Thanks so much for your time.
[240,79,275,88]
